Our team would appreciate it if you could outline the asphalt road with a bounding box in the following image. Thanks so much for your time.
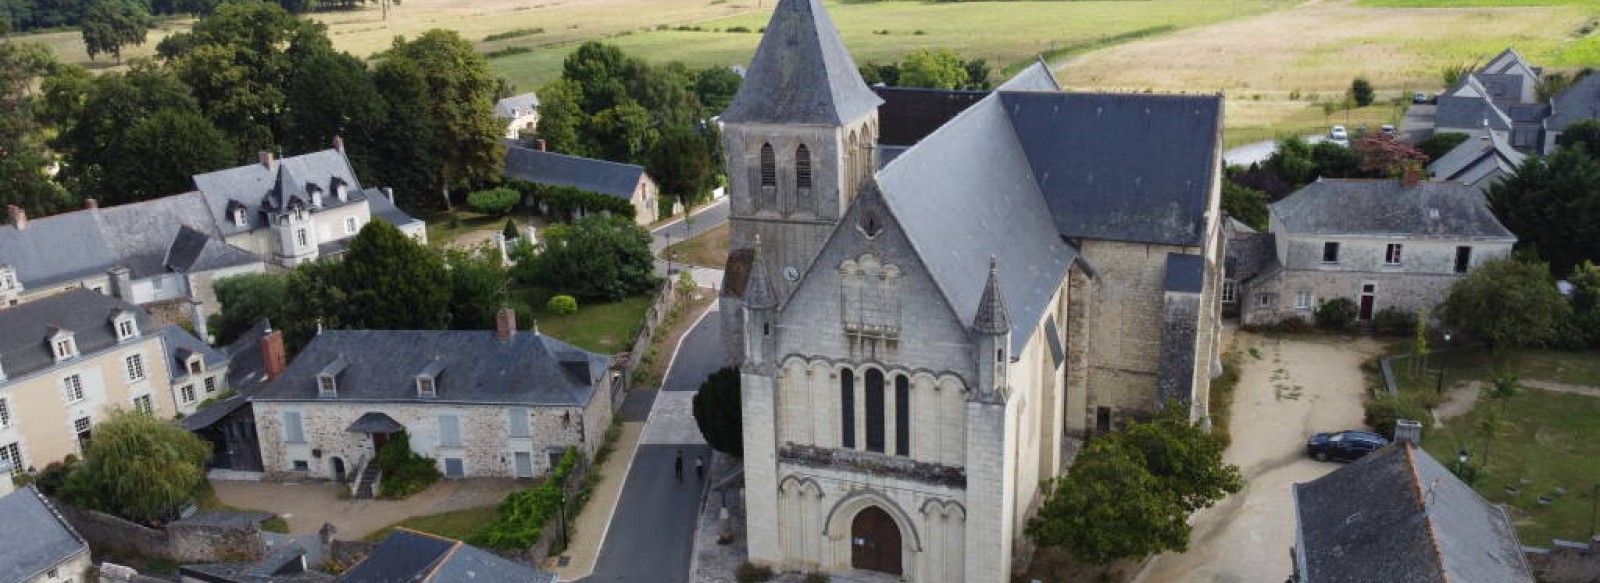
[651,198,730,252]
[1223,134,1329,167]
[580,313,724,583]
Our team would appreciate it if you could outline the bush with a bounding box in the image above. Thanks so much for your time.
[547,294,579,315]
[502,217,519,240]
[726,25,750,32]
[472,448,581,549]
[1417,132,1470,161]
[1363,392,1432,440]
[1349,77,1374,107]
[33,457,77,496]
[376,432,441,499]
[483,46,533,59]
[734,563,774,583]
[467,187,520,216]
[1244,315,1313,334]
[1314,297,1358,331]
[1371,307,1416,336]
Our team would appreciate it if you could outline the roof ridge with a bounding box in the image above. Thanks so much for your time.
[511,145,645,171]
[1403,444,1453,582]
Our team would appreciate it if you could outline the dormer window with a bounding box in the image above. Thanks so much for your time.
[114,312,139,341]
[415,358,444,398]
[0,266,16,291]
[308,184,324,208]
[233,207,248,227]
[318,354,348,398]
[332,178,348,202]
[50,330,77,362]
[417,376,436,397]
[187,355,203,375]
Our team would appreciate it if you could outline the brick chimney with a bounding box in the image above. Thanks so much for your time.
[536,139,547,152]
[332,135,345,154]
[262,328,288,381]
[496,307,517,341]
[83,198,98,210]
[5,205,25,230]
[259,151,277,172]
[1401,166,1423,188]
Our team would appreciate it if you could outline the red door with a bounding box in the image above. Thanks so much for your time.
[1359,284,1376,321]
[851,506,903,575]
[372,432,389,450]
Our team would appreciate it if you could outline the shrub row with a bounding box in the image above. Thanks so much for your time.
[471,448,581,549]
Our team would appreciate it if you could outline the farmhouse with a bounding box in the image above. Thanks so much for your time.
[502,143,661,226]
[1428,131,1526,192]
[494,92,541,140]
[719,0,1226,578]
[1231,177,1515,326]
[249,310,620,491]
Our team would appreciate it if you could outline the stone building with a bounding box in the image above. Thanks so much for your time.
[495,92,541,140]
[250,310,619,487]
[502,142,662,227]
[0,482,91,583]
[1234,178,1515,326]
[0,289,214,469]
[718,0,1225,578]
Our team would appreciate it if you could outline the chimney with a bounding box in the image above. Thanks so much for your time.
[1401,166,1423,188]
[83,198,98,210]
[332,135,345,154]
[536,139,547,152]
[1394,419,1423,445]
[107,266,133,300]
[262,328,288,381]
[259,151,277,172]
[495,307,517,341]
[5,205,25,230]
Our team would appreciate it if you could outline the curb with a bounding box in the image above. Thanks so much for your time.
[659,303,719,391]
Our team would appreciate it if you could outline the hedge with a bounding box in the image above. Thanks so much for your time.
[471,448,581,549]
[506,179,636,223]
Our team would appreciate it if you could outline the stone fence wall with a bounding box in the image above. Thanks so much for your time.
[55,503,263,564]
[619,279,685,392]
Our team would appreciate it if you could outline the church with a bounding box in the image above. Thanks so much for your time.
[718,0,1226,579]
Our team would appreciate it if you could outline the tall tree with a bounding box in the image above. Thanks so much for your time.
[589,100,656,163]
[1557,119,1600,160]
[66,409,211,523]
[0,39,74,218]
[80,0,150,64]
[692,366,743,458]
[694,65,742,116]
[898,48,968,90]
[376,30,505,210]
[115,108,237,201]
[1488,146,1600,274]
[211,272,288,344]
[1221,181,1268,231]
[532,78,586,155]
[512,214,658,301]
[648,125,717,206]
[1441,257,1570,350]
[1351,132,1427,177]
[282,47,386,176]
[340,220,450,330]
[442,245,508,330]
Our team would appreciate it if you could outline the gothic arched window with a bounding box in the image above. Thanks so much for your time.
[840,368,856,449]
[865,369,885,453]
[760,143,776,188]
[795,145,812,190]
[894,374,909,456]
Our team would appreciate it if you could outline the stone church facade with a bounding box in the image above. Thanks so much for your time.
[720,0,1225,579]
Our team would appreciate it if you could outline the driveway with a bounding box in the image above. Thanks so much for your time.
[1223,135,1328,167]
[1401,103,1435,144]
[210,478,525,539]
[1135,332,1382,583]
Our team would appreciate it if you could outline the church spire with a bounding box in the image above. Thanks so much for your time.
[720,0,882,125]
[972,256,1010,335]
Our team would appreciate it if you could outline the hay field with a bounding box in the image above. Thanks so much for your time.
[1059,0,1600,145]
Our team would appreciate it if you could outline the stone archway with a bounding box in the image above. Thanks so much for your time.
[823,489,920,577]
[851,506,903,575]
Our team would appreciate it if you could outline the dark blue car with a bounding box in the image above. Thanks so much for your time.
[1306,430,1389,462]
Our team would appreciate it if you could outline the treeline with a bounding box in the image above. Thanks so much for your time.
[0,0,383,32]
[534,41,740,208]
[4,1,503,217]
[858,48,992,90]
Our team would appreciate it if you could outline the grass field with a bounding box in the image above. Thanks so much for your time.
[522,290,652,353]
[662,223,729,269]
[361,503,507,543]
[1062,0,1600,144]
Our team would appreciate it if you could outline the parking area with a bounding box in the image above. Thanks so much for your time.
[1402,103,1435,144]
[211,477,524,538]
[1135,332,1384,583]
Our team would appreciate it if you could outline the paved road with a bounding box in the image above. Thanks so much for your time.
[651,198,731,280]
[1223,134,1329,167]
[1401,103,1436,145]
[581,311,724,583]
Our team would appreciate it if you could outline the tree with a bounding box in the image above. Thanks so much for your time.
[1029,406,1240,566]
[898,48,968,90]
[282,47,386,177]
[467,187,519,215]
[1309,140,1365,179]
[692,366,742,457]
[649,126,717,207]
[1440,62,1477,87]
[80,1,150,64]
[858,62,900,87]
[1264,136,1317,187]
[0,39,74,218]
[442,245,508,330]
[280,258,348,350]
[1569,261,1600,346]
[532,78,586,155]
[589,100,656,164]
[1351,132,1427,177]
[1417,132,1470,161]
[1440,257,1569,350]
[211,272,288,344]
[1487,146,1600,274]
[376,30,506,210]
[513,214,658,301]
[1348,77,1374,107]
[116,108,237,201]
[1557,119,1600,160]
[1221,181,1268,231]
[695,65,742,115]
[341,220,450,330]
[502,217,520,240]
[962,57,991,90]
[66,409,211,523]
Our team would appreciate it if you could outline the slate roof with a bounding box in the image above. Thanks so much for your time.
[192,149,367,237]
[720,0,882,125]
[970,258,1011,335]
[1428,132,1526,188]
[503,144,646,201]
[252,329,611,407]
[1164,253,1204,294]
[1436,76,1513,131]
[0,192,253,290]
[363,189,421,228]
[1293,443,1535,583]
[493,93,540,119]
[1270,179,1516,241]
[871,86,989,147]
[158,324,228,383]
[0,289,157,383]
[1223,221,1279,284]
[1481,47,1540,80]
[182,319,273,432]
[181,540,333,583]
[0,486,87,583]
[337,529,556,583]
[1547,72,1600,133]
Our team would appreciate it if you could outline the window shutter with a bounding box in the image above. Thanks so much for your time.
[508,408,531,438]
[440,415,462,447]
[284,411,304,443]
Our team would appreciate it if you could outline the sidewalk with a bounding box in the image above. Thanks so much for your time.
[544,421,645,581]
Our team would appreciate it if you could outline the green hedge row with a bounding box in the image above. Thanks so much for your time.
[506,179,636,222]
[471,448,580,549]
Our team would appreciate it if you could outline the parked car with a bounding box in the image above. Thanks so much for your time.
[1380,124,1396,136]
[1329,125,1349,146]
[1306,430,1389,462]
[1413,92,1429,104]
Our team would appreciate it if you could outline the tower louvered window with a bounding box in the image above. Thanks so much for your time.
[760,143,776,187]
[795,145,812,189]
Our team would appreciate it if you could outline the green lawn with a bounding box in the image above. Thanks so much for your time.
[1422,387,1600,546]
[518,288,653,353]
[1399,347,1600,390]
[490,0,1295,90]
[423,210,519,248]
[1358,0,1596,7]
[361,504,505,543]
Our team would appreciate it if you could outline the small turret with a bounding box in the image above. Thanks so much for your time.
[743,237,778,367]
[972,257,1010,403]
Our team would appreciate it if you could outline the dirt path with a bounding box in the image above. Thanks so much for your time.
[212,478,524,538]
[1136,333,1383,583]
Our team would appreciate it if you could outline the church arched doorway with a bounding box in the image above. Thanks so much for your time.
[850,505,903,575]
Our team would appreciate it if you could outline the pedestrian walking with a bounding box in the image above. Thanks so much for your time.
[695,454,705,481]
[674,450,684,482]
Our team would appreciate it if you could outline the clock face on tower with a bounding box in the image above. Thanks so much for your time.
[783,266,800,281]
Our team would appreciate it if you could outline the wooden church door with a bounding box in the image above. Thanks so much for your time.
[851,506,903,575]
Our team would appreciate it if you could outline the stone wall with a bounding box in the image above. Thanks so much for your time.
[55,504,262,564]
[1077,240,1189,426]
[1242,269,1463,326]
